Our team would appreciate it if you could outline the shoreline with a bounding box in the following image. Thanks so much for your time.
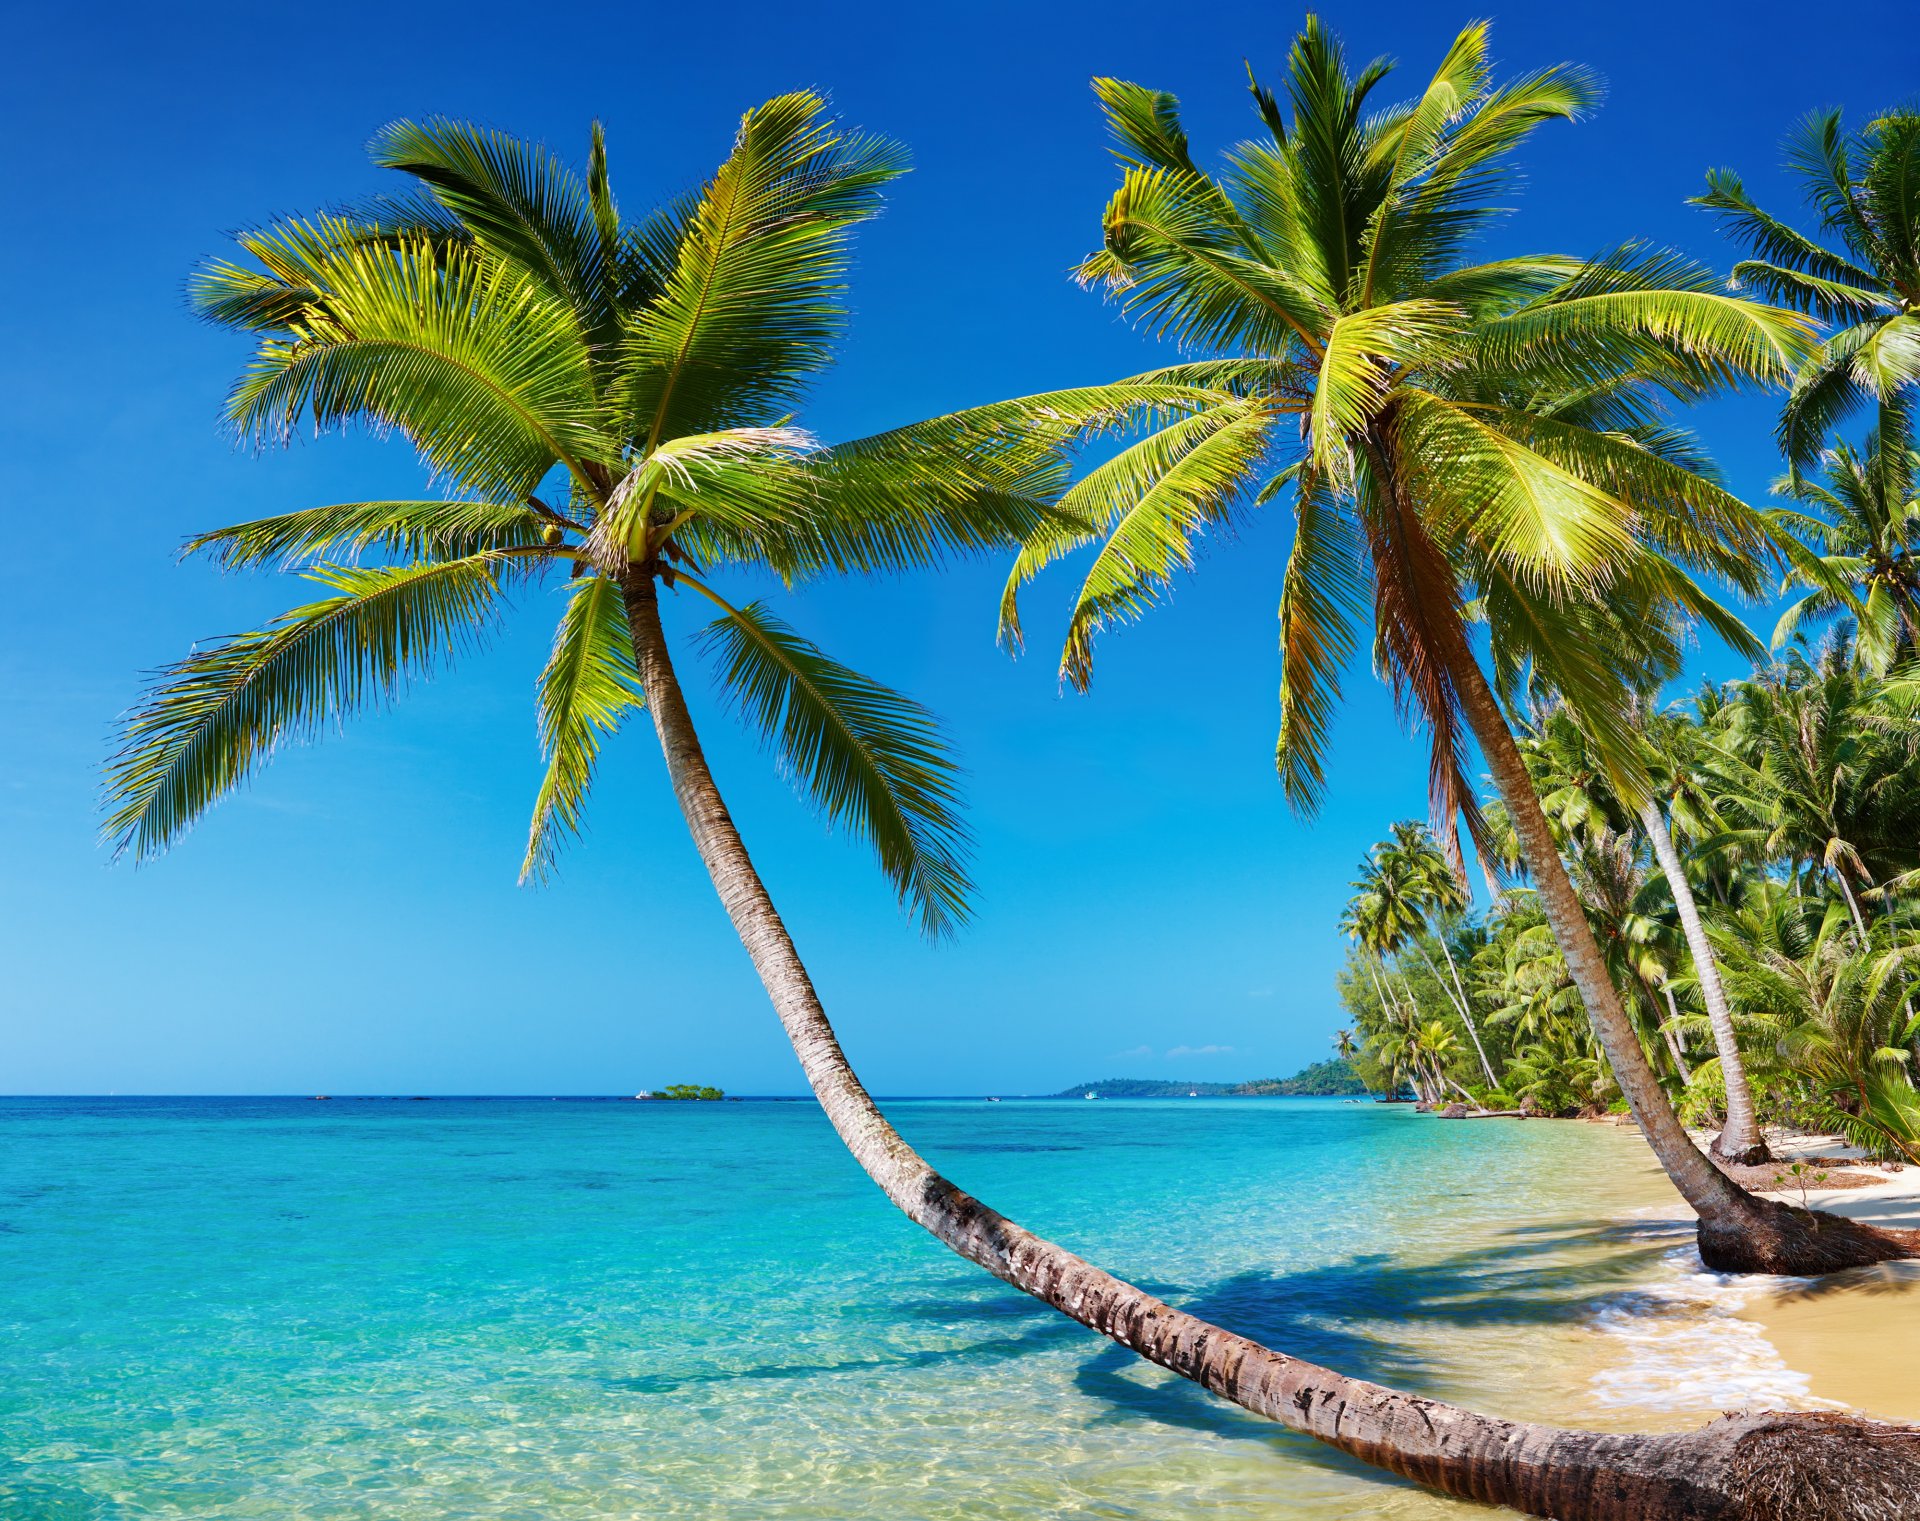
[1613,1128,1920,1424]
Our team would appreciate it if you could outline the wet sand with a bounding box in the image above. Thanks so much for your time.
[1729,1139,1920,1422]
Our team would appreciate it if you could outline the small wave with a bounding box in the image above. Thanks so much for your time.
[1587,1236,1840,1413]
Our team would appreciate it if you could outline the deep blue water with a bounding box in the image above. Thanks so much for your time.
[1,1096,1681,1519]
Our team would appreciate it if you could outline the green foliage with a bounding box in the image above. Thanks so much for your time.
[1695,107,1920,467]
[1011,17,1813,873]
[1337,649,1920,1148]
[109,96,1072,936]
[651,1084,725,1101]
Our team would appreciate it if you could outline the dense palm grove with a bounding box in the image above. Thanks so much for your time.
[1340,637,1920,1163]
[1337,98,1920,1171]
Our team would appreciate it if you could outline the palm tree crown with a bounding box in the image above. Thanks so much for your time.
[1771,416,1920,671]
[1694,106,1920,467]
[1003,17,1811,864]
[105,98,1079,934]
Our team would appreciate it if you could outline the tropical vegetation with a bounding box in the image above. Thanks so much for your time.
[1000,11,1912,1276]
[107,16,1920,1521]
[1338,648,1920,1170]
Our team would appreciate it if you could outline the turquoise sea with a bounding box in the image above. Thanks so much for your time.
[0,1096,1798,1519]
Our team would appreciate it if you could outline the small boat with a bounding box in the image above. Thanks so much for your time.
[985,1096,1001,1103]
[1188,1091,1198,1098]
[1084,1092,1098,1100]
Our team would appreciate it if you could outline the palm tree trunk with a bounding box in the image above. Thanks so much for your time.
[1638,801,1769,1165]
[621,569,1920,1518]
[1662,985,1695,1086]
[1833,867,1872,946]
[1438,623,1913,1273]
[1413,938,1499,1088]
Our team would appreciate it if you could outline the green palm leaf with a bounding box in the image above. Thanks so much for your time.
[692,591,972,937]
[521,573,645,883]
[186,500,554,569]
[1276,468,1368,811]
[621,92,907,446]
[215,236,611,499]
[105,555,517,860]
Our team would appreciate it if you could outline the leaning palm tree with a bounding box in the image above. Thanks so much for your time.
[107,89,1919,1520]
[1524,702,1772,1161]
[1770,416,1920,673]
[1001,16,1915,1275]
[1694,106,1920,468]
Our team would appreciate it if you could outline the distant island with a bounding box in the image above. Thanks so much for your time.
[637,1084,726,1101]
[1053,1059,1365,1099]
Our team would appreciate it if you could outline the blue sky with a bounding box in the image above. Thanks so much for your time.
[3,0,1911,1095]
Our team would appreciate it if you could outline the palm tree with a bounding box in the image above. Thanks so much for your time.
[1714,649,1920,942]
[1713,888,1920,1166]
[1771,416,1920,673]
[1379,821,1499,1087]
[1332,1026,1372,1097]
[110,98,1919,1519]
[1695,106,1920,468]
[1525,703,1771,1161]
[1003,18,1910,1273]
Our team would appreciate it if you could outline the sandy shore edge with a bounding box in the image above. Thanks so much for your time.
[1632,1131,1920,1422]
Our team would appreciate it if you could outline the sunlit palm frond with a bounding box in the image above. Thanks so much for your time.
[621,91,907,445]
[105,555,518,860]
[185,499,554,569]
[218,237,610,500]
[1276,467,1368,813]
[1059,405,1276,688]
[521,573,645,883]
[692,590,972,937]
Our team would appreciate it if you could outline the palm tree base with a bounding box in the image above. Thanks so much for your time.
[1709,1135,1775,1168]
[1697,1196,1919,1274]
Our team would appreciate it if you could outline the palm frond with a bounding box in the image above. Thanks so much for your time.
[1059,405,1275,688]
[621,92,907,445]
[220,236,610,500]
[104,555,516,860]
[186,499,553,569]
[692,591,972,937]
[521,573,645,882]
[1276,467,1368,813]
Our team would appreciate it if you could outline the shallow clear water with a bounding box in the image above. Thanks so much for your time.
[1,1096,1750,1519]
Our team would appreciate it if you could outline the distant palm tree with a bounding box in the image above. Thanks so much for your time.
[1771,417,1920,672]
[1004,16,1905,1273]
[1714,650,1920,941]
[1378,821,1499,1087]
[1713,887,1920,1165]
[1695,107,1920,467]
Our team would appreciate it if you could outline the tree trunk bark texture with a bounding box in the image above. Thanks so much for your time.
[1639,802,1770,1165]
[622,571,1920,1518]
[1436,619,1915,1275]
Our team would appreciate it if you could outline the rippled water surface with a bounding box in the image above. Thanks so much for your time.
[3,1096,1750,1518]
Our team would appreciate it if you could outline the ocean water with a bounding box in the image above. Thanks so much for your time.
[0,1096,1807,1519]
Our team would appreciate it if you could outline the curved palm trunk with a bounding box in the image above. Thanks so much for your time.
[1414,938,1499,1088]
[1638,801,1769,1165]
[623,571,1920,1515]
[1440,628,1912,1273]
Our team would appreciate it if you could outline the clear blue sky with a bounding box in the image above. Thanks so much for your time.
[3,1,1911,1095]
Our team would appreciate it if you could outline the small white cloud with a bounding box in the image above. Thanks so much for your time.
[1165,1044,1234,1059]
